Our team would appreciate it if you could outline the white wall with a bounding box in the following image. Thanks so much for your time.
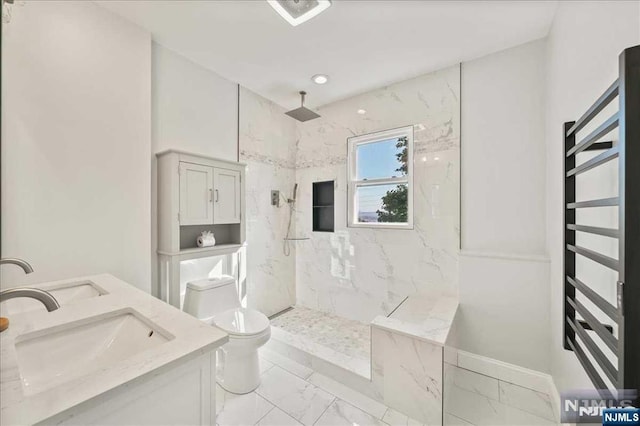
[1,1,152,291]
[462,39,547,255]
[545,0,640,392]
[150,42,238,295]
[457,39,550,372]
[152,43,238,161]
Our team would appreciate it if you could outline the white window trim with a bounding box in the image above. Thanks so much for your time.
[347,125,414,230]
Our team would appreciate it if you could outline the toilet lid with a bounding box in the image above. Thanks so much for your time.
[212,308,270,336]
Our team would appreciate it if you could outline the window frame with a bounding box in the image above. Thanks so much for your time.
[347,125,414,230]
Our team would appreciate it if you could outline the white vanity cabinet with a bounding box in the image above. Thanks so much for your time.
[157,150,246,308]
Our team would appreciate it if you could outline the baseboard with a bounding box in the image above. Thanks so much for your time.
[459,249,550,264]
[447,348,554,395]
[547,374,564,424]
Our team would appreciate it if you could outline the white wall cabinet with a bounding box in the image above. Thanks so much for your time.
[157,150,246,308]
[214,168,241,224]
[179,162,214,225]
[178,163,242,226]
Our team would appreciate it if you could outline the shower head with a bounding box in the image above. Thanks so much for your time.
[285,91,321,122]
[293,183,298,201]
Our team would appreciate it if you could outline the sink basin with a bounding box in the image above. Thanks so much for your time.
[0,281,106,316]
[15,309,172,395]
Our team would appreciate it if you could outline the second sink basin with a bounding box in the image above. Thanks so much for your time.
[15,309,173,395]
[0,281,106,316]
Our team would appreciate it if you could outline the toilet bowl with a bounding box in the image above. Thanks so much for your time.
[183,275,270,394]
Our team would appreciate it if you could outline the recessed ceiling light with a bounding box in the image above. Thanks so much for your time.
[357,109,366,115]
[434,157,440,161]
[312,74,328,85]
[422,156,427,162]
[267,0,332,27]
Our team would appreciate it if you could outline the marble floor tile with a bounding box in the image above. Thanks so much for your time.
[216,385,274,426]
[444,412,475,425]
[382,408,425,425]
[260,349,314,379]
[259,357,275,375]
[445,385,556,426]
[445,364,500,401]
[308,372,387,419]
[256,366,335,426]
[256,407,302,426]
[315,399,388,426]
[498,381,556,422]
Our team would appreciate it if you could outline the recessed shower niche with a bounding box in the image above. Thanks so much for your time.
[312,180,334,232]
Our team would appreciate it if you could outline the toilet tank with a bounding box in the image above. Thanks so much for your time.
[183,275,240,320]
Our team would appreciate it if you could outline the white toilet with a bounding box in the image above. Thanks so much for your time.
[183,275,271,394]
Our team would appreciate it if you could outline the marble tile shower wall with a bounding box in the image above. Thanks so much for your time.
[239,88,298,317]
[294,65,461,323]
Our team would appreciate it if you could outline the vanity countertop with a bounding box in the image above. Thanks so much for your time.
[0,274,228,425]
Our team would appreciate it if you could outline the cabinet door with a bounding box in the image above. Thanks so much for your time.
[213,168,241,224]
[179,162,214,225]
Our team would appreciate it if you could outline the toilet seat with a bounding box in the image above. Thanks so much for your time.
[212,308,270,337]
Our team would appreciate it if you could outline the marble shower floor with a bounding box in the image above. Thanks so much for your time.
[269,306,371,378]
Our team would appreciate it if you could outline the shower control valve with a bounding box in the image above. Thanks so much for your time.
[271,190,280,207]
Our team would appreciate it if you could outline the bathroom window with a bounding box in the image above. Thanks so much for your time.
[347,126,414,229]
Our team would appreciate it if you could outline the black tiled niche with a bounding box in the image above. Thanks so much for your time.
[312,181,334,232]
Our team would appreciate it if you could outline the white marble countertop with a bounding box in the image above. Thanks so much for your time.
[371,293,459,346]
[0,274,228,425]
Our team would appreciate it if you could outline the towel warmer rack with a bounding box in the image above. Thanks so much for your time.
[564,45,639,399]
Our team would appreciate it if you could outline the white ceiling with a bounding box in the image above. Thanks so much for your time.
[98,0,557,109]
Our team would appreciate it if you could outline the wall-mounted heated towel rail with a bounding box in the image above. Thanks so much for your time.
[564,45,639,399]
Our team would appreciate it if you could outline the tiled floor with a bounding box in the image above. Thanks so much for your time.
[216,349,559,426]
[217,349,390,426]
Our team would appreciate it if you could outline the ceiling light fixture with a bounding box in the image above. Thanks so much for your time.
[357,109,366,115]
[312,74,328,84]
[267,0,332,27]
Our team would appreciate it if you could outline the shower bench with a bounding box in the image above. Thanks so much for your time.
[371,294,459,425]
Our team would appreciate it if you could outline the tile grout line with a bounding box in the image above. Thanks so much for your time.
[308,372,387,420]
[252,404,276,426]
[445,411,477,426]
[451,364,552,396]
[311,396,337,426]
[496,381,557,423]
[380,407,389,422]
[449,381,558,425]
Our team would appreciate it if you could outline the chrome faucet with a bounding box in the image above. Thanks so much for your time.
[0,288,60,312]
[0,258,34,274]
[0,257,60,311]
